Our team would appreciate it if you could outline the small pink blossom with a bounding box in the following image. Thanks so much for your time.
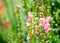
[27,12,33,22]
[32,29,34,34]
[39,18,46,27]
[27,18,30,22]
[45,16,52,23]
[35,31,39,35]
[44,23,50,33]
[28,12,33,18]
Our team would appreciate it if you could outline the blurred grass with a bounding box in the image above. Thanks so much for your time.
[1,0,27,42]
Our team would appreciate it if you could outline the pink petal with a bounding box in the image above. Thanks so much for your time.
[28,12,33,18]
[44,23,50,33]
[46,16,52,23]
[39,18,46,27]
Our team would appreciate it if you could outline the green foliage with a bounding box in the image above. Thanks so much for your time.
[0,0,60,43]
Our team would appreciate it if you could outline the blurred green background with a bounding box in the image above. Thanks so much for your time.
[0,0,60,43]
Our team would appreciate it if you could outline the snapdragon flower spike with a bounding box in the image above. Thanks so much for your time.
[27,12,33,22]
[39,16,52,33]
[3,18,10,29]
[44,23,50,33]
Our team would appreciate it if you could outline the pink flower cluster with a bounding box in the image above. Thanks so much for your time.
[39,16,52,33]
[26,12,33,26]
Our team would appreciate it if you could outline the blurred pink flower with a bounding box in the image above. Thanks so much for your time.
[27,12,33,22]
[3,18,10,29]
[0,2,4,11]
[44,23,50,33]
[39,18,46,27]
[45,16,52,23]
[39,16,52,33]
[0,2,4,19]
[28,12,33,17]
[35,31,39,35]
[32,29,34,34]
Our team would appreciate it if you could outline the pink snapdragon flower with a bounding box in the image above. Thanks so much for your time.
[45,16,52,23]
[44,23,50,33]
[39,18,46,27]
[27,12,33,22]
[39,16,52,33]
[26,12,33,27]
[32,29,34,34]
[35,31,39,35]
